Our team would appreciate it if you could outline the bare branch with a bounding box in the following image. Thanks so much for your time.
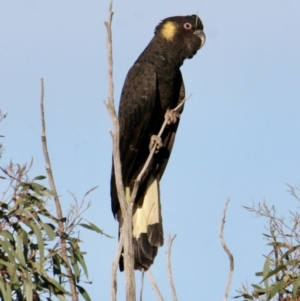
[171,93,191,113]
[40,78,78,301]
[104,1,126,213]
[139,270,145,301]
[104,1,136,299]
[111,232,124,301]
[166,234,178,301]
[147,269,165,301]
[129,94,192,205]
[219,198,234,301]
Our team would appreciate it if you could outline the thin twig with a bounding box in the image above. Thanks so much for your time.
[129,94,191,205]
[40,78,78,301]
[147,269,165,301]
[219,198,234,301]
[139,270,145,301]
[104,1,136,300]
[111,232,124,301]
[166,234,178,301]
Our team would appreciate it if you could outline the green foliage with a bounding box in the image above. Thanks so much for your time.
[236,190,300,301]
[0,162,105,301]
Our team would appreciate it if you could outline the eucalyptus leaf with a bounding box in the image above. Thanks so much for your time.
[262,257,270,288]
[79,222,113,238]
[16,234,26,267]
[267,282,284,300]
[76,284,92,301]
[56,294,67,301]
[0,230,14,241]
[292,275,300,296]
[24,278,33,301]
[0,279,9,301]
[68,247,80,282]
[33,175,46,181]
[42,223,56,240]
[262,265,286,282]
[74,248,88,278]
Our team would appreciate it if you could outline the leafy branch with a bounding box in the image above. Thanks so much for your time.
[236,186,300,301]
[0,80,107,300]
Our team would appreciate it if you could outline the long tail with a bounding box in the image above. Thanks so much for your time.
[132,174,164,270]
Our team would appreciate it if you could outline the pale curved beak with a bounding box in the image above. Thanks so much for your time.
[195,30,206,49]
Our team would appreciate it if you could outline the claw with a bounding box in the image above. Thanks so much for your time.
[165,110,180,125]
[149,135,163,153]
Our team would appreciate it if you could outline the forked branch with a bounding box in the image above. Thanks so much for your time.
[111,232,124,301]
[104,1,136,300]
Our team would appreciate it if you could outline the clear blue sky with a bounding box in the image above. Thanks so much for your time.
[1,1,300,300]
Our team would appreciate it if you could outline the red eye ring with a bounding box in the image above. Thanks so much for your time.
[183,23,192,30]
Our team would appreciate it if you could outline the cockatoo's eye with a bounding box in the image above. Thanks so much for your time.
[183,23,192,30]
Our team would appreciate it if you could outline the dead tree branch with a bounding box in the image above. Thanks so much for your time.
[219,198,234,301]
[147,269,165,301]
[129,94,191,205]
[139,270,145,301]
[166,234,178,301]
[111,232,124,301]
[104,0,136,299]
[40,78,78,301]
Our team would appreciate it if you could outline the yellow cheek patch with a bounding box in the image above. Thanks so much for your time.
[160,21,177,41]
